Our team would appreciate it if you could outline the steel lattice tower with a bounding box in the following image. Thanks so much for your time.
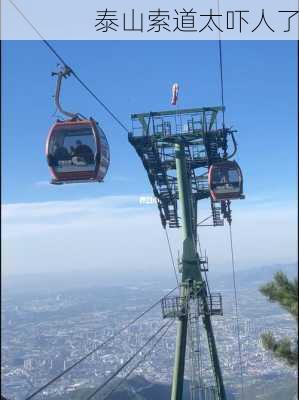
[129,106,238,400]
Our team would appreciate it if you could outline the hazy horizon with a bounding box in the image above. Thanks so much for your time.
[2,194,297,278]
[3,260,297,296]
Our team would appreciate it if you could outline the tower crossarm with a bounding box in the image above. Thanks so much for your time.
[129,107,229,229]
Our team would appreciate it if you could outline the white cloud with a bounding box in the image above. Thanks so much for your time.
[2,196,297,277]
[2,195,142,221]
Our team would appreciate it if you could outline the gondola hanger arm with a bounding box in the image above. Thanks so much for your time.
[226,130,238,160]
[52,65,78,119]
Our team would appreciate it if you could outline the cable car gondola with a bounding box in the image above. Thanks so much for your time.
[46,66,110,185]
[208,160,244,201]
[46,118,109,184]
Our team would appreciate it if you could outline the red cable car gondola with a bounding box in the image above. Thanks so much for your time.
[208,160,244,201]
[46,66,109,185]
[46,118,109,184]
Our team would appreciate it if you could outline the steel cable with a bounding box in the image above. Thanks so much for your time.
[84,320,172,400]
[216,0,226,129]
[164,227,179,286]
[229,224,245,399]
[101,319,175,400]
[23,287,177,400]
[7,0,130,134]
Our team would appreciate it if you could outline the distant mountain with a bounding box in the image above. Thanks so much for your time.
[46,373,298,400]
[47,376,236,400]
[3,262,297,296]
[243,374,298,400]
[209,262,298,290]
[45,372,298,400]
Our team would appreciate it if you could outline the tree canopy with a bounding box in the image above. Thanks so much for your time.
[260,271,298,367]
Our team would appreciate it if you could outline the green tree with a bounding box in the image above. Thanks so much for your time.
[260,271,298,366]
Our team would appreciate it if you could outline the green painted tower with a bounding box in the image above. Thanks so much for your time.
[129,106,243,400]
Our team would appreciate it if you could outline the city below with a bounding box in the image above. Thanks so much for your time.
[2,264,297,399]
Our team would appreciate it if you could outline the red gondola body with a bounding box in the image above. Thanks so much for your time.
[46,118,109,184]
[208,160,244,201]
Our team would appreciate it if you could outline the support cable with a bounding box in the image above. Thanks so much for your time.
[84,320,171,400]
[216,0,225,128]
[197,215,213,227]
[218,37,225,129]
[23,287,177,400]
[7,0,130,134]
[164,227,179,286]
[101,319,175,400]
[228,224,245,399]
[217,4,244,395]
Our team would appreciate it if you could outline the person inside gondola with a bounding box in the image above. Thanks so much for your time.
[228,169,239,187]
[73,140,94,164]
[220,173,228,185]
[213,170,225,186]
[53,143,71,164]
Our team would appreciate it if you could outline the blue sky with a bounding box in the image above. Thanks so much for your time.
[2,40,298,276]
[3,40,297,203]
